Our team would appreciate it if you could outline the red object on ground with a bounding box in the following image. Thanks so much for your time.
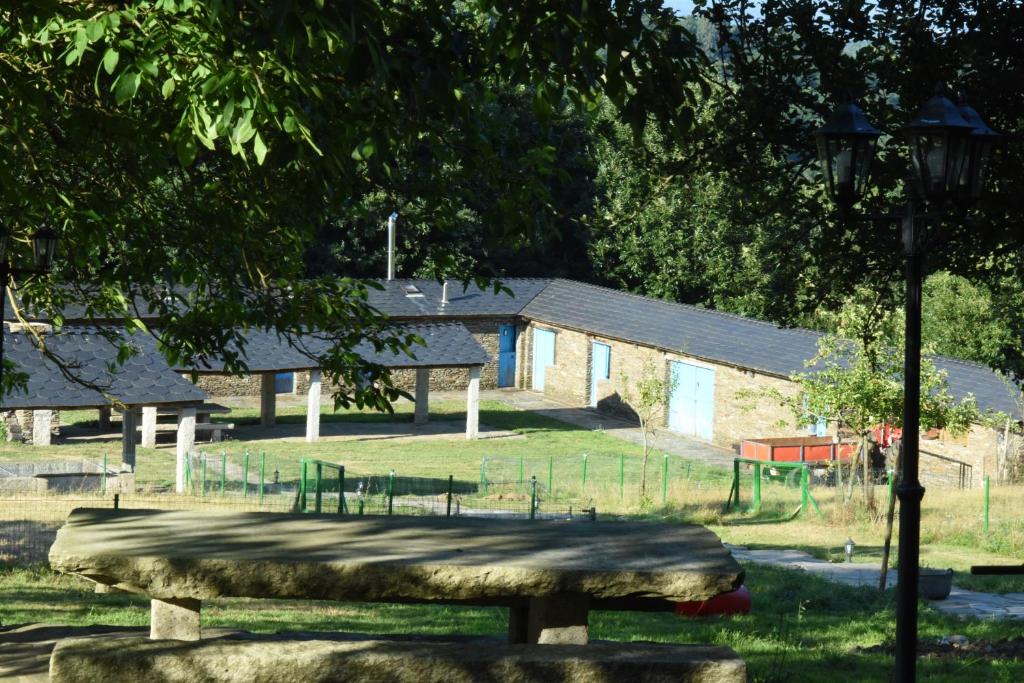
[674,585,752,617]
[871,424,902,448]
[740,436,857,464]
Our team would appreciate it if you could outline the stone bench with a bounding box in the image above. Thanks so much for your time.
[49,634,747,683]
[48,508,746,680]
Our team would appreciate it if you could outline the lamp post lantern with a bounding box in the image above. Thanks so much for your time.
[813,89,999,682]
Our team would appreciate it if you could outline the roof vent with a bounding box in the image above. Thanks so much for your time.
[441,282,449,306]
[403,284,424,298]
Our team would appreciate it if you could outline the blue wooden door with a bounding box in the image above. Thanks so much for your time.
[497,324,517,387]
[531,329,556,391]
[668,361,715,440]
[590,342,611,407]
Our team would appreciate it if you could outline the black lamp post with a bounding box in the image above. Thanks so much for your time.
[0,223,61,395]
[814,90,999,682]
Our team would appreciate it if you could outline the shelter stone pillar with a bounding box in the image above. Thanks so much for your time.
[97,406,111,430]
[121,408,137,471]
[466,366,481,440]
[414,368,430,425]
[305,370,321,443]
[260,373,276,427]
[141,406,158,448]
[32,410,52,446]
[176,407,196,494]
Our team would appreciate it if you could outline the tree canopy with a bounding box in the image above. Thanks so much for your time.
[0,1,706,403]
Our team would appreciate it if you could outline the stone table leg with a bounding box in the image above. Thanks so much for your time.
[151,598,201,640]
[509,594,590,645]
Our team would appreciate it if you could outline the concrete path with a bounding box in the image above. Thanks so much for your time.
[727,544,1024,620]
[477,389,738,470]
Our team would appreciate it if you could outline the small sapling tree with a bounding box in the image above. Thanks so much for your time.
[619,358,677,499]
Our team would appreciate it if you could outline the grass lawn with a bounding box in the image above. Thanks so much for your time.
[2,562,1021,682]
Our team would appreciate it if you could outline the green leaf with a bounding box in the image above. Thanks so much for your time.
[85,20,104,43]
[113,71,140,105]
[161,77,175,99]
[102,48,119,74]
[351,137,375,161]
[175,135,198,167]
[253,131,268,165]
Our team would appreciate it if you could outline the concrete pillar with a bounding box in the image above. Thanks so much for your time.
[414,368,430,425]
[176,407,196,493]
[121,408,137,471]
[150,598,201,641]
[141,406,157,448]
[305,369,321,443]
[32,410,52,446]
[97,406,111,430]
[260,373,276,427]
[466,366,480,440]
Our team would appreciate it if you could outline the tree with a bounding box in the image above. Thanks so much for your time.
[781,295,979,507]
[618,358,677,499]
[0,1,707,403]
[691,0,1024,382]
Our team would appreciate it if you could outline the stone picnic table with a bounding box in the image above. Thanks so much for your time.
[49,508,744,646]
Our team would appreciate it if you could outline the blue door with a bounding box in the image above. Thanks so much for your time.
[531,329,556,391]
[590,342,611,407]
[668,361,715,440]
[497,324,517,387]
[275,372,294,394]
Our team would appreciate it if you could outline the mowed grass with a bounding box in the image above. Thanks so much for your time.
[3,562,1023,682]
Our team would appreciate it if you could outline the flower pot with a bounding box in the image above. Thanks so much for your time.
[918,568,954,600]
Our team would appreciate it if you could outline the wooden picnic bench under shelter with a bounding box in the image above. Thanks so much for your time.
[176,322,491,444]
[0,328,209,482]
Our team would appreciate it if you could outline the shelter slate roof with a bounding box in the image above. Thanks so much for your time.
[177,322,489,373]
[365,279,551,318]
[521,279,1021,418]
[1,328,208,410]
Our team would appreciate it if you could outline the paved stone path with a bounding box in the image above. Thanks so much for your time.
[728,544,1024,620]
[478,389,738,470]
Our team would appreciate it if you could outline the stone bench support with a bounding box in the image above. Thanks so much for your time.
[151,598,201,641]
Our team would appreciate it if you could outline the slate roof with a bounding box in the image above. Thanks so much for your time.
[521,279,1021,419]
[178,323,489,373]
[1,328,208,410]
[365,278,551,318]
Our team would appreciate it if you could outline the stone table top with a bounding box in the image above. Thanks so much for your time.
[49,509,743,605]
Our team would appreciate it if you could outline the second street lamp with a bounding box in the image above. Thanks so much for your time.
[813,89,999,682]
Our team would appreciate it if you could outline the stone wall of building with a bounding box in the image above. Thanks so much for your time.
[916,424,999,488]
[521,322,814,452]
[189,373,265,397]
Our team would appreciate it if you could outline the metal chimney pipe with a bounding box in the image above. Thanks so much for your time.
[441,281,449,306]
[386,212,398,280]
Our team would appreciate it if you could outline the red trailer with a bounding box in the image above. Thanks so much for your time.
[740,436,857,464]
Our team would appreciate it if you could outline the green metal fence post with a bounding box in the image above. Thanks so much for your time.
[752,462,761,511]
[201,455,207,497]
[548,455,553,496]
[518,455,524,494]
[582,453,588,488]
[220,452,226,495]
[800,466,810,516]
[727,459,740,510]
[259,452,266,503]
[661,454,669,505]
[299,460,308,512]
[387,469,395,515]
[480,458,487,494]
[315,462,323,513]
[102,452,107,494]
[887,468,895,508]
[185,455,191,492]
[984,475,990,536]
[338,465,345,514]
[242,450,250,497]
[530,476,537,520]
[619,454,625,499]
